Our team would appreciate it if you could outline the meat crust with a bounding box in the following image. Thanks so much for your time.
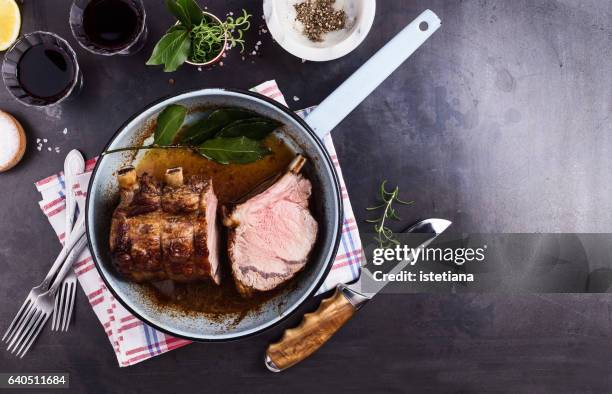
[110,168,220,284]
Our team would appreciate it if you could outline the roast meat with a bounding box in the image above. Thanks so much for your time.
[223,155,318,297]
[110,167,221,284]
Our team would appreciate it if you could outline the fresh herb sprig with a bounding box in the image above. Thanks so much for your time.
[146,0,251,72]
[103,105,280,165]
[366,181,414,248]
[190,9,251,63]
[223,10,251,52]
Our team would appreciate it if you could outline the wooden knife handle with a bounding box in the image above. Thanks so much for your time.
[265,285,366,372]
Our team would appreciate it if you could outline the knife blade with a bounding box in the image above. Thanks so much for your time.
[265,218,452,372]
[348,218,452,299]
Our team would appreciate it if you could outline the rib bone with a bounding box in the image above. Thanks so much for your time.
[288,155,306,174]
[165,167,184,187]
[117,166,136,189]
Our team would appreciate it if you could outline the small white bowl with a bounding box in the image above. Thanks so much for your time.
[263,0,376,62]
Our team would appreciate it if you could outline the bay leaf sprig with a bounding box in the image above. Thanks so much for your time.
[103,105,281,165]
[146,0,252,72]
[366,181,414,248]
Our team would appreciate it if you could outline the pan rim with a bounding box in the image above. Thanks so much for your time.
[86,87,344,342]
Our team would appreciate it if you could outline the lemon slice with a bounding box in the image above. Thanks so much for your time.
[0,0,20,51]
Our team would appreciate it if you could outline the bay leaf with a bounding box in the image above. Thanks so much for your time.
[180,108,257,144]
[216,118,280,140]
[165,0,192,28]
[154,104,187,146]
[198,137,270,164]
[177,0,203,25]
[146,28,191,72]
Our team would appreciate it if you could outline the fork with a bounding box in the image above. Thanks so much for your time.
[52,150,85,331]
[5,235,88,357]
[3,209,86,354]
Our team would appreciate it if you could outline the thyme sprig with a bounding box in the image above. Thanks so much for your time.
[366,181,414,248]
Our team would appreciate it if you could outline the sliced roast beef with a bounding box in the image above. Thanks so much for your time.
[110,167,221,284]
[223,155,318,297]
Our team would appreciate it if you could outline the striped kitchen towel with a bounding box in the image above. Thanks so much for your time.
[35,80,363,367]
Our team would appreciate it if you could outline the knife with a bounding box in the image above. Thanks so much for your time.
[264,218,452,372]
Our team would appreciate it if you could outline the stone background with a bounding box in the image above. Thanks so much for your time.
[0,1,611,392]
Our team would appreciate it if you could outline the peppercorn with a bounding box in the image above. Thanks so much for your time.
[294,0,346,42]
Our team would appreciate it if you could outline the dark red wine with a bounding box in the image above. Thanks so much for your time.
[17,44,75,100]
[83,0,139,49]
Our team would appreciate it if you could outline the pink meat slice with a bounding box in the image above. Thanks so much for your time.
[224,157,318,296]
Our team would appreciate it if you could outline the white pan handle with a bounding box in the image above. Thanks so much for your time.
[305,9,441,139]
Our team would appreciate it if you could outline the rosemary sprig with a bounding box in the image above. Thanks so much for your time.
[190,10,251,63]
[366,180,414,248]
[223,9,251,53]
[190,21,226,63]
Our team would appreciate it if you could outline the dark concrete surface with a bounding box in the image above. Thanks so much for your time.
[0,0,611,392]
